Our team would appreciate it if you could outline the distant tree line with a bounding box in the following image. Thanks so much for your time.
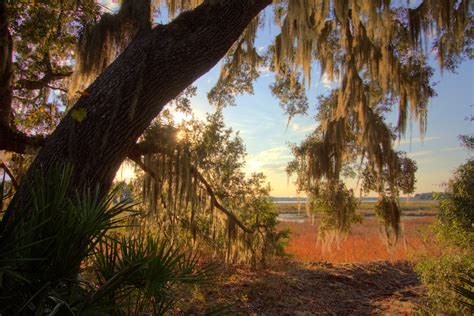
[414,192,445,201]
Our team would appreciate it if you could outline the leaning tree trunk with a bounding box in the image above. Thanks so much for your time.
[5,0,271,223]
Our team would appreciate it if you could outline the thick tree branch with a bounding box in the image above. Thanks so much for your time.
[15,71,72,91]
[191,163,254,234]
[0,124,46,154]
[15,51,72,92]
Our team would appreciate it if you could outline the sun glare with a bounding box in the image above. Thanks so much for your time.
[176,130,186,142]
[171,110,190,125]
[115,162,136,183]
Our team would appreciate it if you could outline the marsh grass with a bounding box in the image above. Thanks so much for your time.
[279,216,438,263]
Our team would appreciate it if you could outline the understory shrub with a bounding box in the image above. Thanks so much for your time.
[415,160,474,314]
[0,165,211,315]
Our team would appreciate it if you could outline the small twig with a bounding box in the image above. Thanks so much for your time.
[44,84,67,93]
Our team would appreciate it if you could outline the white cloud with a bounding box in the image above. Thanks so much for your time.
[290,123,314,133]
[396,136,441,145]
[441,146,464,152]
[246,146,292,174]
[257,64,272,77]
[316,73,340,89]
[407,150,433,158]
[99,0,120,12]
[301,125,315,133]
[321,73,334,88]
[251,146,291,162]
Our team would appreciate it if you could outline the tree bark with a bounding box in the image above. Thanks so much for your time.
[0,2,13,128]
[5,0,272,222]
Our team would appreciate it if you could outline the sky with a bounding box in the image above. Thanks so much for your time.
[177,58,474,197]
[110,1,474,197]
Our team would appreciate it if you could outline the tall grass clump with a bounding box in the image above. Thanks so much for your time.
[0,165,211,315]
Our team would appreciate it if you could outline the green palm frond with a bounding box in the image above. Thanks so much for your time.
[0,164,134,314]
[85,233,213,315]
[454,274,474,311]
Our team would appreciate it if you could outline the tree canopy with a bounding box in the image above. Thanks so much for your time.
[0,0,472,239]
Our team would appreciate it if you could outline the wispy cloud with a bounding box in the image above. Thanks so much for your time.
[257,64,272,78]
[99,0,120,12]
[246,146,292,174]
[290,123,315,133]
[291,123,300,131]
[251,146,292,162]
[407,150,433,158]
[314,73,340,89]
[441,146,464,152]
[396,136,441,145]
[321,73,334,88]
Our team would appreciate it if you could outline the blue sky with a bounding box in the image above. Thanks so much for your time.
[104,1,474,197]
[181,56,473,197]
[176,6,474,197]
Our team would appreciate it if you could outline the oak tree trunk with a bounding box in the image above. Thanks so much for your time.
[5,0,271,222]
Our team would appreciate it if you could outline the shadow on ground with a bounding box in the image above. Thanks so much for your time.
[183,260,422,315]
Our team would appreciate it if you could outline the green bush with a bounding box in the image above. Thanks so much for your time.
[435,160,474,248]
[416,252,474,314]
[415,160,474,314]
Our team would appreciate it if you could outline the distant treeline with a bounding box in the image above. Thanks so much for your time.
[271,197,307,203]
[413,192,445,200]
[271,192,443,203]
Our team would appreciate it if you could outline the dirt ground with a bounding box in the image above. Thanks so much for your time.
[180,259,424,315]
[178,207,436,315]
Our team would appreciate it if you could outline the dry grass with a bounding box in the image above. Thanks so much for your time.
[279,216,439,263]
[358,200,439,216]
[180,201,439,314]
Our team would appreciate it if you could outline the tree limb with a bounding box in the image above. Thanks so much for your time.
[15,71,72,91]
[0,124,46,154]
[128,146,254,234]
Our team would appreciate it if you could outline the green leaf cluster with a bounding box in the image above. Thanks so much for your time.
[415,159,474,314]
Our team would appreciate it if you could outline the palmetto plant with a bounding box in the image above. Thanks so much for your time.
[0,165,211,315]
[84,234,214,315]
[454,273,474,313]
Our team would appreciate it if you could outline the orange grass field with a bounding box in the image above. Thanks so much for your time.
[279,216,439,263]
